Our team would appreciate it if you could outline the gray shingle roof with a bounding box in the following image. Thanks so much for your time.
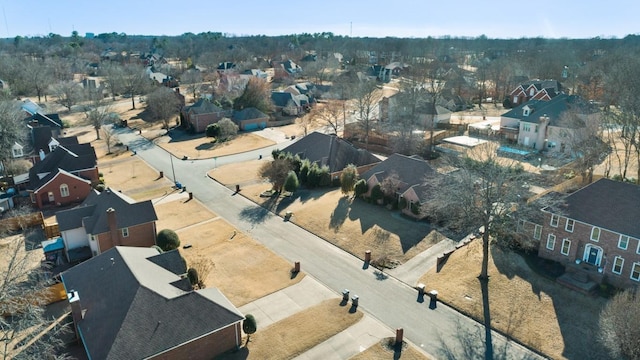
[55,188,157,234]
[361,153,437,199]
[281,132,380,173]
[501,93,597,125]
[184,98,224,115]
[61,247,243,360]
[560,178,640,239]
[28,144,97,189]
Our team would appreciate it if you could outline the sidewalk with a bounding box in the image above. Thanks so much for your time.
[387,237,458,285]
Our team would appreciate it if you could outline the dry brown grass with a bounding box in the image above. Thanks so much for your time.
[156,133,275,160]
[177,217,303,306]
[154,198,217,231]
[240,184,442,265]
[350,339,431,360]
[209,160,268,187]
[418,239,606,360]
[99,155,173,201]
[219,299,363,360]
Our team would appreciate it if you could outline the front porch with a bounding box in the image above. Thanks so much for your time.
[556,261,603,295]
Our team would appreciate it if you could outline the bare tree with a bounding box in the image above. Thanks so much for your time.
[258,157,294,192]
[217,118,239,140]
[0,101,27,169]
[102,124,116,155]
[180,69,203,101]
[233,77,273,114]
[50,80,84,111]
[119,64,149,109]
[311,100,343,135]
[559,109,608,184]
[0,228,70,359]
[599,288,640,360]
[101,62,123,101]
[146,87,181,129]
[353,80,380,149]
[18,58,53,103]
[85,99,113,140]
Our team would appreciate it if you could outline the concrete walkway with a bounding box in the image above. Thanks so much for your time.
[239,276,396,360]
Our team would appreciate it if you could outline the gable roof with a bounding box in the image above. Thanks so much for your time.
[232,107,268,121]
[184,98,224,115]
[30,112,63,128]
[56,188,157,233]
[361,153,437,198]
[32,168,91,193]
[271,91,300,108]
[61,247,243,360]
[501,93,597,125]
[28,144,97,190]
[281,132,380,173]
[553,178,640,239]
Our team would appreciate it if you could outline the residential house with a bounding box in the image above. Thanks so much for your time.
[360,153,437,218]
[55,188,158,262]
[271,91,306,116]
[508,79,563,107]
[27,144,98,209]
[217,61,237,74]
[273,59,302,80]
[537,178,640,289]
[61,246,244,360]
[280,131,380,179]
[499,93,600,153]
[232,107,269,130]
[379,92,452,127]
[181,99,231,133]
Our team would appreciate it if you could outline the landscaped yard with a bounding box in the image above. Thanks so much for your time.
[218,299,363,360]
[418,239,608,360]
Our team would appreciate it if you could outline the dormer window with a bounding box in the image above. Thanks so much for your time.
[523,105,531,117]
[529,88,535,96]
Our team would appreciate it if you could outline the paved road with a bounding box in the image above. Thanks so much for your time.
[117,128,547,360]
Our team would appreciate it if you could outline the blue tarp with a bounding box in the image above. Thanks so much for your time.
[498,145,531,156]
[42,237,64,253]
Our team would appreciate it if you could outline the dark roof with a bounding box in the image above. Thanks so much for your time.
[30,168,91,193]
[232,107,268,121]
[61,247,243,360]
[271,91,299,107]
[558,178,640,239]
[31,126,56,154]
[501,93,598,125]
[184,99,224,115]
[55,188,157,234]
[30,112,63,128]
[281,132,380,173]
[28,144,97,190]
[361,153,437,198]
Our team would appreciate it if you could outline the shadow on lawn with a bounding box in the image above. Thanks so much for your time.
[345,198,434,254]
[491,245,612,360]
[238,206,271,225]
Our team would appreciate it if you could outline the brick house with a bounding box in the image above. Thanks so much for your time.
[181,98,231,133]
[508,79,562,107]
[360,154,437,218]
[28,143,99,209]
[231,107,269,131]
[61,247,244,360]
[537,178,640,289]
[55,188,157,262]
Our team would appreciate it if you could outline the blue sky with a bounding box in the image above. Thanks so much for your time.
[1,1,637,39]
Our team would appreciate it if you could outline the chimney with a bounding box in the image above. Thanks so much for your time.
[106,207,120,247]
[67,290,84,340]
[39,149,45,161]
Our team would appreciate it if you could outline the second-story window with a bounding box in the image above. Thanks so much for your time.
[565,219,574,232]
[550,214,559,227]
[591,227,600,242]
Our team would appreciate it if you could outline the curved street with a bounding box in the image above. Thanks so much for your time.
[117,128,547,360]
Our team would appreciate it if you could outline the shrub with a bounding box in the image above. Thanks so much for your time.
[370,184,383,203]
[94,183,106,192]
[340,164,358,195]
[398,197,408,209]
[187,268,199,287]
[151,245,163,253]
[205,123,220,138]
[243,314,257,343]
[299,159,310,185]
[156,229,180,251]
[217,118,239,140]
[354,179,368,198]
[307,164,321,188]
[284,171,299,193]
[318,166,331,187]
[411,202,421,215]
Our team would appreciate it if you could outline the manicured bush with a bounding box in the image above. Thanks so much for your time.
[284,171,299,193]
[299,159,310,185]
[156,229,180,251]
[370,184,383,203]
[187,268,199,287]
[205,123,220,138]
[399,197,408,210]
[354,179,368,198]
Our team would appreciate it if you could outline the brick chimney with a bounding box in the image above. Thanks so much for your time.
[106,207,120,247]
[67,290,84,341]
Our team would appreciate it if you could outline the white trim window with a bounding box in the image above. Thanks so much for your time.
[590,227,600,242]
[550,214,559,227]
[565,219,574,233]
[612,256,624,275]
[631,263,640,282]
[533,225,542,240]
[60,184,70,197]
[12,147,23,158]
[618,235,629,250]
[122,227,129,237]
[546,234,556,250]
[561,238,571,256]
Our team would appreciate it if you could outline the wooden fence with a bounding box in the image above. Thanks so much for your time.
[0,212,44,232]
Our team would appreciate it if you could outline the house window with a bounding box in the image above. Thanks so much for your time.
[529,88,535,96]
[533,225,542,240]
[12,147,23,158]
[550,214,559,227]
[565,219,574,233]
[523,124,531,132]
[612,256,624,275]
[561,238,571,256]
[546,234,556,250]
[534,125,539,133]
[60,184,69,197]
[517,219,525,231]
[513,96,518,104]
[619,235,629,250]
[90,235,96,242]
[631,263,640,282]
[591,227,600,242]
[122,228,129,237]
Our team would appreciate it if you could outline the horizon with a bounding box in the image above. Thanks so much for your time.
[0,1,637,40]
